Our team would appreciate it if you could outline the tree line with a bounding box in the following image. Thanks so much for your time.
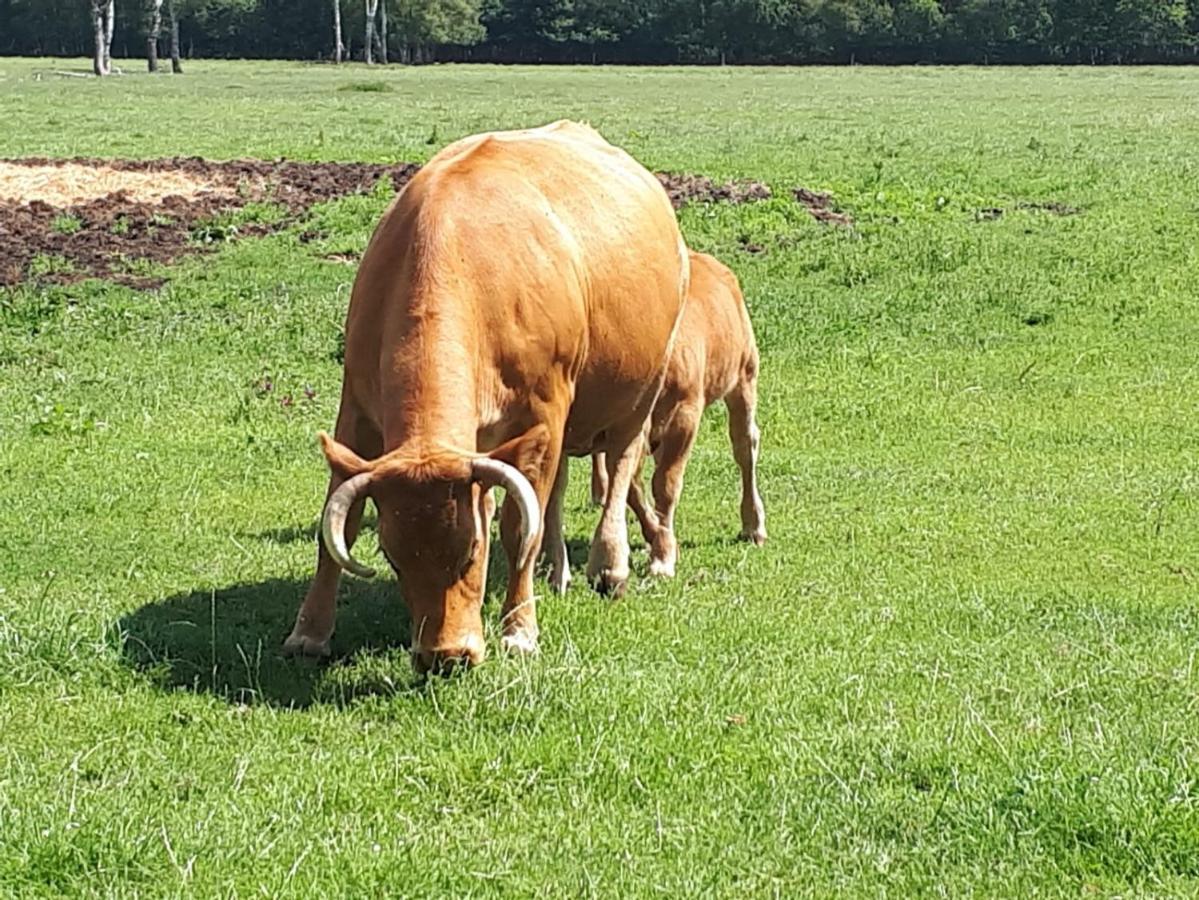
[2,0,1198,71]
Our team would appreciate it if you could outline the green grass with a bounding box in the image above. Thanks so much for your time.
[2,59,1199,896]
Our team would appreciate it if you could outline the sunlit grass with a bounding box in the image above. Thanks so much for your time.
[1,60,1198,896]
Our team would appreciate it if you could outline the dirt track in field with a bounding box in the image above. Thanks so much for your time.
[0,157,776,289]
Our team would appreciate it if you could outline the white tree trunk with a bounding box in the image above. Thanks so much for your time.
[147,0,164,72]
[103,0,115,71]
[92,0,112,75]
[364,0,378,64]
[332,0,343,63]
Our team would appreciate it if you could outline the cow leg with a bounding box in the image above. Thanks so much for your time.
[594,443,658,547]
[284,412,381,658]
[589,452,608,506]
[727,376,767,545]
[499,431,564,655]
[586,422,651,596]
[543,453,571,596]
[626,440,660,547]
[644,402,701,577]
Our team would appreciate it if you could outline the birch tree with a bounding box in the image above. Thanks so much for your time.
[365,0,378,62]
[90,0,114,76]
[333,0,344,61]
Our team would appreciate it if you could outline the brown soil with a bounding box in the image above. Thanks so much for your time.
[656,172,772,208]
[0,157,773,289]
[793,187,854,227]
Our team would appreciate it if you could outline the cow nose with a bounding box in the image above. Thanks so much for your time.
[412,639,485,676]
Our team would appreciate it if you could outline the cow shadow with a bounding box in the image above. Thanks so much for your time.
[116,523,705,708]
[116,533,513,709]
[116,575,418,709]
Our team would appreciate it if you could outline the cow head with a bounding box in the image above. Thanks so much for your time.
[316,425,548,675]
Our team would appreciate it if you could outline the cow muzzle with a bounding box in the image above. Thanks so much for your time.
[412,633,486,676]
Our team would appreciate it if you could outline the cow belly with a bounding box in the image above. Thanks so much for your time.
[563,299,684,456]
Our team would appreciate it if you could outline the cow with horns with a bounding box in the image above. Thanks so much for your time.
[284,121,690,674]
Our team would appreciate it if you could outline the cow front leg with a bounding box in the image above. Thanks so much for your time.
[284,411,379,658]
[499,437,563,655]
[283,481,367,658]
[625,443,661,549]
[543,454,571,596]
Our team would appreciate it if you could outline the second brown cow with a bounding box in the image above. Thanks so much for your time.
[589,250,766,579]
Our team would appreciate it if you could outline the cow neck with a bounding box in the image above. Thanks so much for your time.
[380,299,479,458]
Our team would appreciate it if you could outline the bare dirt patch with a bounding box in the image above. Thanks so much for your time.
[0,157,774,289]
[793,187,853,227]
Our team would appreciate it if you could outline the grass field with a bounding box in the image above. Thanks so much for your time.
[2,58,1199,896]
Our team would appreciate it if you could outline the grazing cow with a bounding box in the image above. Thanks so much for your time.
[284,121,689,673]
[589,250,766,578]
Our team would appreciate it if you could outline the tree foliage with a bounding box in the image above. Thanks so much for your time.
[1,0,1197,62]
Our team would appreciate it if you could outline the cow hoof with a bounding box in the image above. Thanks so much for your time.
[549,565,571,596]
[589,569,628,598]
[282,632,332,658]
[501,631,540,656]
[648,557,676,578]
[740,528,767,547]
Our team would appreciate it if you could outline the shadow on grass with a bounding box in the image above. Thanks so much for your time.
[116,575,417,709]
[117,522,709,709]
[116,536,516,709]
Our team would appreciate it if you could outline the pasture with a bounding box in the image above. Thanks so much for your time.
[1,60,1198,895]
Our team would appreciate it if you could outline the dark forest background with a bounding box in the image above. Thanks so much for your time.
[3,0,1198,65]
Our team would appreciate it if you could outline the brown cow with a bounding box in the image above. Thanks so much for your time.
[283,121,689,673]
[589,250,766,579]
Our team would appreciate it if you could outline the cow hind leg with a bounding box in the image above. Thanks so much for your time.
[727,376,767,545]
[284,412,381,658]
[644,403,701,577]
[499,431,564,655]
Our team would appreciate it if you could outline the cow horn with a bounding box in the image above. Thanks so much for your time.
[471,458,541,570]
[320,472,377,578]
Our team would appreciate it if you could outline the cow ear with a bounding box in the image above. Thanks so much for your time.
[487,423,551,481]
[318,431,372,481]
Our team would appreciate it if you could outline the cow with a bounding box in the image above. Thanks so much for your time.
[589,250,766,578]
[283,121,690,674]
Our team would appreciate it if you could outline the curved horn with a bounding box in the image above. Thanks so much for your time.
[471,458,541,569]
[320,472,377,578]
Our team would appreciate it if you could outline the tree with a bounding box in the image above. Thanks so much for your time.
[90,0,115,75]
[332,0,343,60]
[167,0,182,70]
[146,0,163,70]
[365,0,378,61]
[393,0,484,62]
[379,0,388,62]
